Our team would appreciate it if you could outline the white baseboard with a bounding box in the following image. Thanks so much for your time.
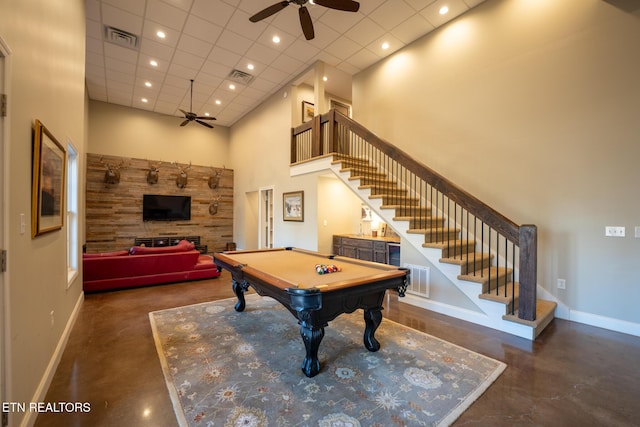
[21,292,84,427]
[569,310,640,338]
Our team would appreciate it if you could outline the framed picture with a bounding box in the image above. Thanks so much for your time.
[283,191,304,222]
[302,101,314,123]
[32,119,66,238]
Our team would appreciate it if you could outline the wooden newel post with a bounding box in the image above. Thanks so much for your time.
[312,114,322,157]
[518,224,537,321]
[290,127,297,164]
[327,109,336,154]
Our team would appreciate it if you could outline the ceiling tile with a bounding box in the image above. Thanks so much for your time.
[104,0,145,16]
[140,37,175,61]
[101,3,143,34]
[191,0,235,27]
[344,18,385,47]
[215,29,254,55]
[160,0,194,12]
[421,0,470,27]
[368,0,417,31]
[176,34,214,58]
[145,0,189,31]
[142,21,181,48]
[183,14,224,42]
[390,13,435,44]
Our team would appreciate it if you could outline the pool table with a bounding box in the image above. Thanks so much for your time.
[213,247,408,377]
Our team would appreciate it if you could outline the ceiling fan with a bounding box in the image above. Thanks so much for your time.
[179,79,216,129]
[249,0,360,41]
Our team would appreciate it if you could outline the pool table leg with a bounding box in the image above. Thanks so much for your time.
[232,279,250,312]
[363,307,383,352]
[299,323,325,378]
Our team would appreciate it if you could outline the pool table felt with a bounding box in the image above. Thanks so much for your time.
[216,248,405,292]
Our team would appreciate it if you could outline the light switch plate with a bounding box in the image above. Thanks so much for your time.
[605,226,625,237]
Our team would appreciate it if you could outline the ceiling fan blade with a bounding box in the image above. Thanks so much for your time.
[313,0,360,12]
[195,116,216,121]
[179,108,189,116]
[250,1,290,22]
[299,6,315,40]
[195,119,214,129]
[180,119,190,127]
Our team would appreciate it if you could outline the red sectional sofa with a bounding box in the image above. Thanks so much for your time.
[83,240,220,292]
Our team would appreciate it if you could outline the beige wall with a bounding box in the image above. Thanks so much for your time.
[88,100,230,165]
[0,0,87,425]
[230,86,321,250]
[353,0,640,326]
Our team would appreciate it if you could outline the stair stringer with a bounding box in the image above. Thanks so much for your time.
[290,156,543,340]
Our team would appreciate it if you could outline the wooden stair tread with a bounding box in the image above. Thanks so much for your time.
[423,240,475,249]
[458,266,512,283]
[503,300,557,338]
[440,252,491,266]
[407,227,459,234]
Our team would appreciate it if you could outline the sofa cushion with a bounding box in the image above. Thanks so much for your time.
[129,239,194,255]
[83,250,130,258]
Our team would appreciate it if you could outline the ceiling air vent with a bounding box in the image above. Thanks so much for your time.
[104,25,139,50]
[228,69,254,85]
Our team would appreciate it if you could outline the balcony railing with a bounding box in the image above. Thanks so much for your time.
[291,110,538,321]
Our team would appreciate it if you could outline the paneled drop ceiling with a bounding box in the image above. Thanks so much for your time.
[86,0,486,127]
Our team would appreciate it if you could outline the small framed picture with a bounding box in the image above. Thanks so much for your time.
[302,101,314,123]
[283,191,304,222]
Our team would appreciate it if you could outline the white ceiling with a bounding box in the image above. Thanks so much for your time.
[86,0,486,127]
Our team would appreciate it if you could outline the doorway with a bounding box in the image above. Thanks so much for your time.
[259,187,274,249]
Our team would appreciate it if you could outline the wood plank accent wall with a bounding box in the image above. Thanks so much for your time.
[86,153,233,254]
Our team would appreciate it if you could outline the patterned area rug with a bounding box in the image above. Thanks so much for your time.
[149,295,506,427]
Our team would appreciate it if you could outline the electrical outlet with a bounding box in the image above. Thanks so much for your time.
[605,226,625,237]
[50,310,55,327]
[635,226,640,238]
[557,279,566,289]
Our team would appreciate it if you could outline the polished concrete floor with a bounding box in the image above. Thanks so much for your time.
[35,271,640,426]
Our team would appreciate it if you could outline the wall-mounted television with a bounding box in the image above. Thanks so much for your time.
[143,194,191,221]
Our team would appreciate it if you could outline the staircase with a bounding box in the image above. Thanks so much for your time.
[291,110,556,340]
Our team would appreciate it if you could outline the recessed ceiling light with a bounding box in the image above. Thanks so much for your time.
[215,100,221,105]
[144,81,152,87]
[272,35,280,44]
[381,42,390,50]
[157,31,166,39]
[247,63,255,70]
[323,76,328,82]
[204,112,210,117]
[150,60,158,67]
[229,84,236,90]
[141,98,148,103]
[439,6,449,15]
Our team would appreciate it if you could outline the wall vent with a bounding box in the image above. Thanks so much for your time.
[404,264,430,298]
[104,25,139,50]
[228,69,254,85]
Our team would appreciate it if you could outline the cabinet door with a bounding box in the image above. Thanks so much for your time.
[342,246,358,259]
[358,248,374,262]
[374,249,387,264]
